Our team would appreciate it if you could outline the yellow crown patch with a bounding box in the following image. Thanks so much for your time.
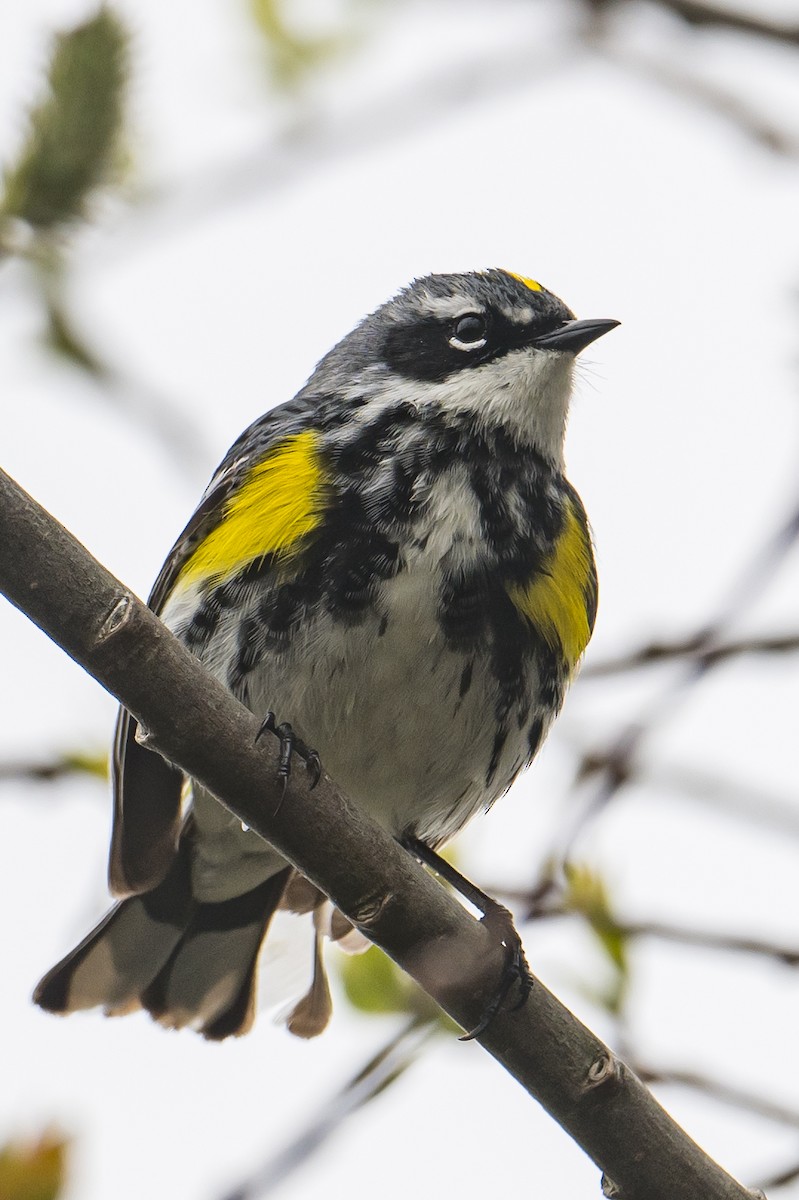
[505,270,543,293]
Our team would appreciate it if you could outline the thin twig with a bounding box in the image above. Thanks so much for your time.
[638,764,799,839]
[639,1064,799,1131]
[580,911,799,967]
[756,1158,799,1192]
[603,43,799,157]
[548,493,799,876]
[583,631,799,679]
[480,889,799,967]
[222,1017,439,1200]
[0,753,106,786]
[641,0,799,47]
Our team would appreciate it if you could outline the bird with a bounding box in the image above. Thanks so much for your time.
[34,268,618,1040]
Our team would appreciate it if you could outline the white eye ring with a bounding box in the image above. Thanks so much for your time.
[449,333,487,352]
[449,313,488,352]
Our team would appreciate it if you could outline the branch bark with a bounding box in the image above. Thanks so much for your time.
[0,466,764,1200]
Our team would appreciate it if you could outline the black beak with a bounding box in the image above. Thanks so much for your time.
[532,318,620,354]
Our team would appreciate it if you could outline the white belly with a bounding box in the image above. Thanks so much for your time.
[160,468,547,899]
[245,567,530,845]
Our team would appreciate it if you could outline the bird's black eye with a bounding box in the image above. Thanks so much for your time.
[449,313,487,351]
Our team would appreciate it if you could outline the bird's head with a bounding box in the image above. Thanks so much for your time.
[314,269,619,466]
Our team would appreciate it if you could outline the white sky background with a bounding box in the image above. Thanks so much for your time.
[2,1,799,1197]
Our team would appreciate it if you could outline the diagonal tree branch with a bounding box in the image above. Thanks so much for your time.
[0,465,764,1200]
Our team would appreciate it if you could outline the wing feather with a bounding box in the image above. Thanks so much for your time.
[109,401,323,896]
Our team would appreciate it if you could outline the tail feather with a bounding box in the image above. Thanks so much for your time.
[34,846,192,1016]
[141,868,291,1039]
[34,852,293,1039]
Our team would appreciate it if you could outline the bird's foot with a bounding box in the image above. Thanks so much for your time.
[401,836,532,1040]
[459,899,533,1041]
[256,712,322,813]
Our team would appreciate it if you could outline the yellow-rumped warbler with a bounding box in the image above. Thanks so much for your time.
[35,269,618,1039]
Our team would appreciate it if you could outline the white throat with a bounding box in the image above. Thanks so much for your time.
[349,348,575,466]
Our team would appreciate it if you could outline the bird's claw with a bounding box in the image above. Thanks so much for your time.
[459,902,533,1041]
[255,712,322,814]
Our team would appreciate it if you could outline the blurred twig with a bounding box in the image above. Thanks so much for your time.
[248,0,353,88]
[0,10,209,480]
[496,900,799,969]
[636,0,799,47]
[602,43,799,158]
[583,631,799,679]
[221,1016,439,1200]
[756,1158,799,1192]
[40,279,212,480]
[641,764,799,839]
[0,751,106,786]
[617,922,799,967]
[638,1064,799,1131]
[536,490,799,890]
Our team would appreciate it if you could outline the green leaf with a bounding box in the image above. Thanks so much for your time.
[339,946,412,1015]
[564,863,630,1015]
[248,0,349,89]
[1,9,128,231]
[0,1132,68,1200]
[43,291,106,377]
[61,749,108,780]
[337,846,464,1022]
[338,946,458,1032]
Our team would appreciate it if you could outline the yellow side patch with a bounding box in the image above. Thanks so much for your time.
[181,430,326,585]
[508,500,596,669]
[505,270,543,292]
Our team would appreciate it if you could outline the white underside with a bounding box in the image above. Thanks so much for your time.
[161,466,554,903]
[160,357,573,903]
